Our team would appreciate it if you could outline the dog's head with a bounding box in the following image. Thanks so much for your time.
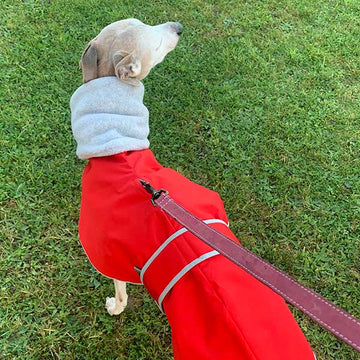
[80,19,183,86]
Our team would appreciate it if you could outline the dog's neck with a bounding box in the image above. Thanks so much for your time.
[70,77,149,160]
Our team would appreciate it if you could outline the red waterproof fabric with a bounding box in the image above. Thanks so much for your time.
[79,149,315,360]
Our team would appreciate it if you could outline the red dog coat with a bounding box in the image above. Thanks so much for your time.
[79,149,315,360]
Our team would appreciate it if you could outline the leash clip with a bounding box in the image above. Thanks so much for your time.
[139,179,168,206]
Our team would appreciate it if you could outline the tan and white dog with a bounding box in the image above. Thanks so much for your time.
[71,19,315,360]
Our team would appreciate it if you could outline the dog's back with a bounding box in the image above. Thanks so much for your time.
[79,150,315,360]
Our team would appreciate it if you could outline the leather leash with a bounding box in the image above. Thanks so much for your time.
[140,180,360,353]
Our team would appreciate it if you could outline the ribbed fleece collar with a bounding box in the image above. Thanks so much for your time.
[70,77,149,160]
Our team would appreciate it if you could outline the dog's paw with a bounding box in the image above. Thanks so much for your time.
[105,297,126,316]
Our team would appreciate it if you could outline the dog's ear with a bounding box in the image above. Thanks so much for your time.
[79,41,98,83]
[113,50,141,86]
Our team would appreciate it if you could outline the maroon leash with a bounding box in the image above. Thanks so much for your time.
[140,180,360,353]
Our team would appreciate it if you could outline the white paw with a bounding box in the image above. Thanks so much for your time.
[105,297,126,316]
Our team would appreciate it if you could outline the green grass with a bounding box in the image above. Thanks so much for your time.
[1,0,359,359]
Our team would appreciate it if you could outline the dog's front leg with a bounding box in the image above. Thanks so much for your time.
[105,279,128,315]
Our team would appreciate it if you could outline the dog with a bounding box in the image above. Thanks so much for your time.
[70,19,316,359]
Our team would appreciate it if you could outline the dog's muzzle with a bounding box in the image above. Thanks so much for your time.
[172,22,183,36]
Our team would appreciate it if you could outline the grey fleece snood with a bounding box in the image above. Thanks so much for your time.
[70,77,150,160]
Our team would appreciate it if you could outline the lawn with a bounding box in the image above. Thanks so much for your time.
[1,0,359,359]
